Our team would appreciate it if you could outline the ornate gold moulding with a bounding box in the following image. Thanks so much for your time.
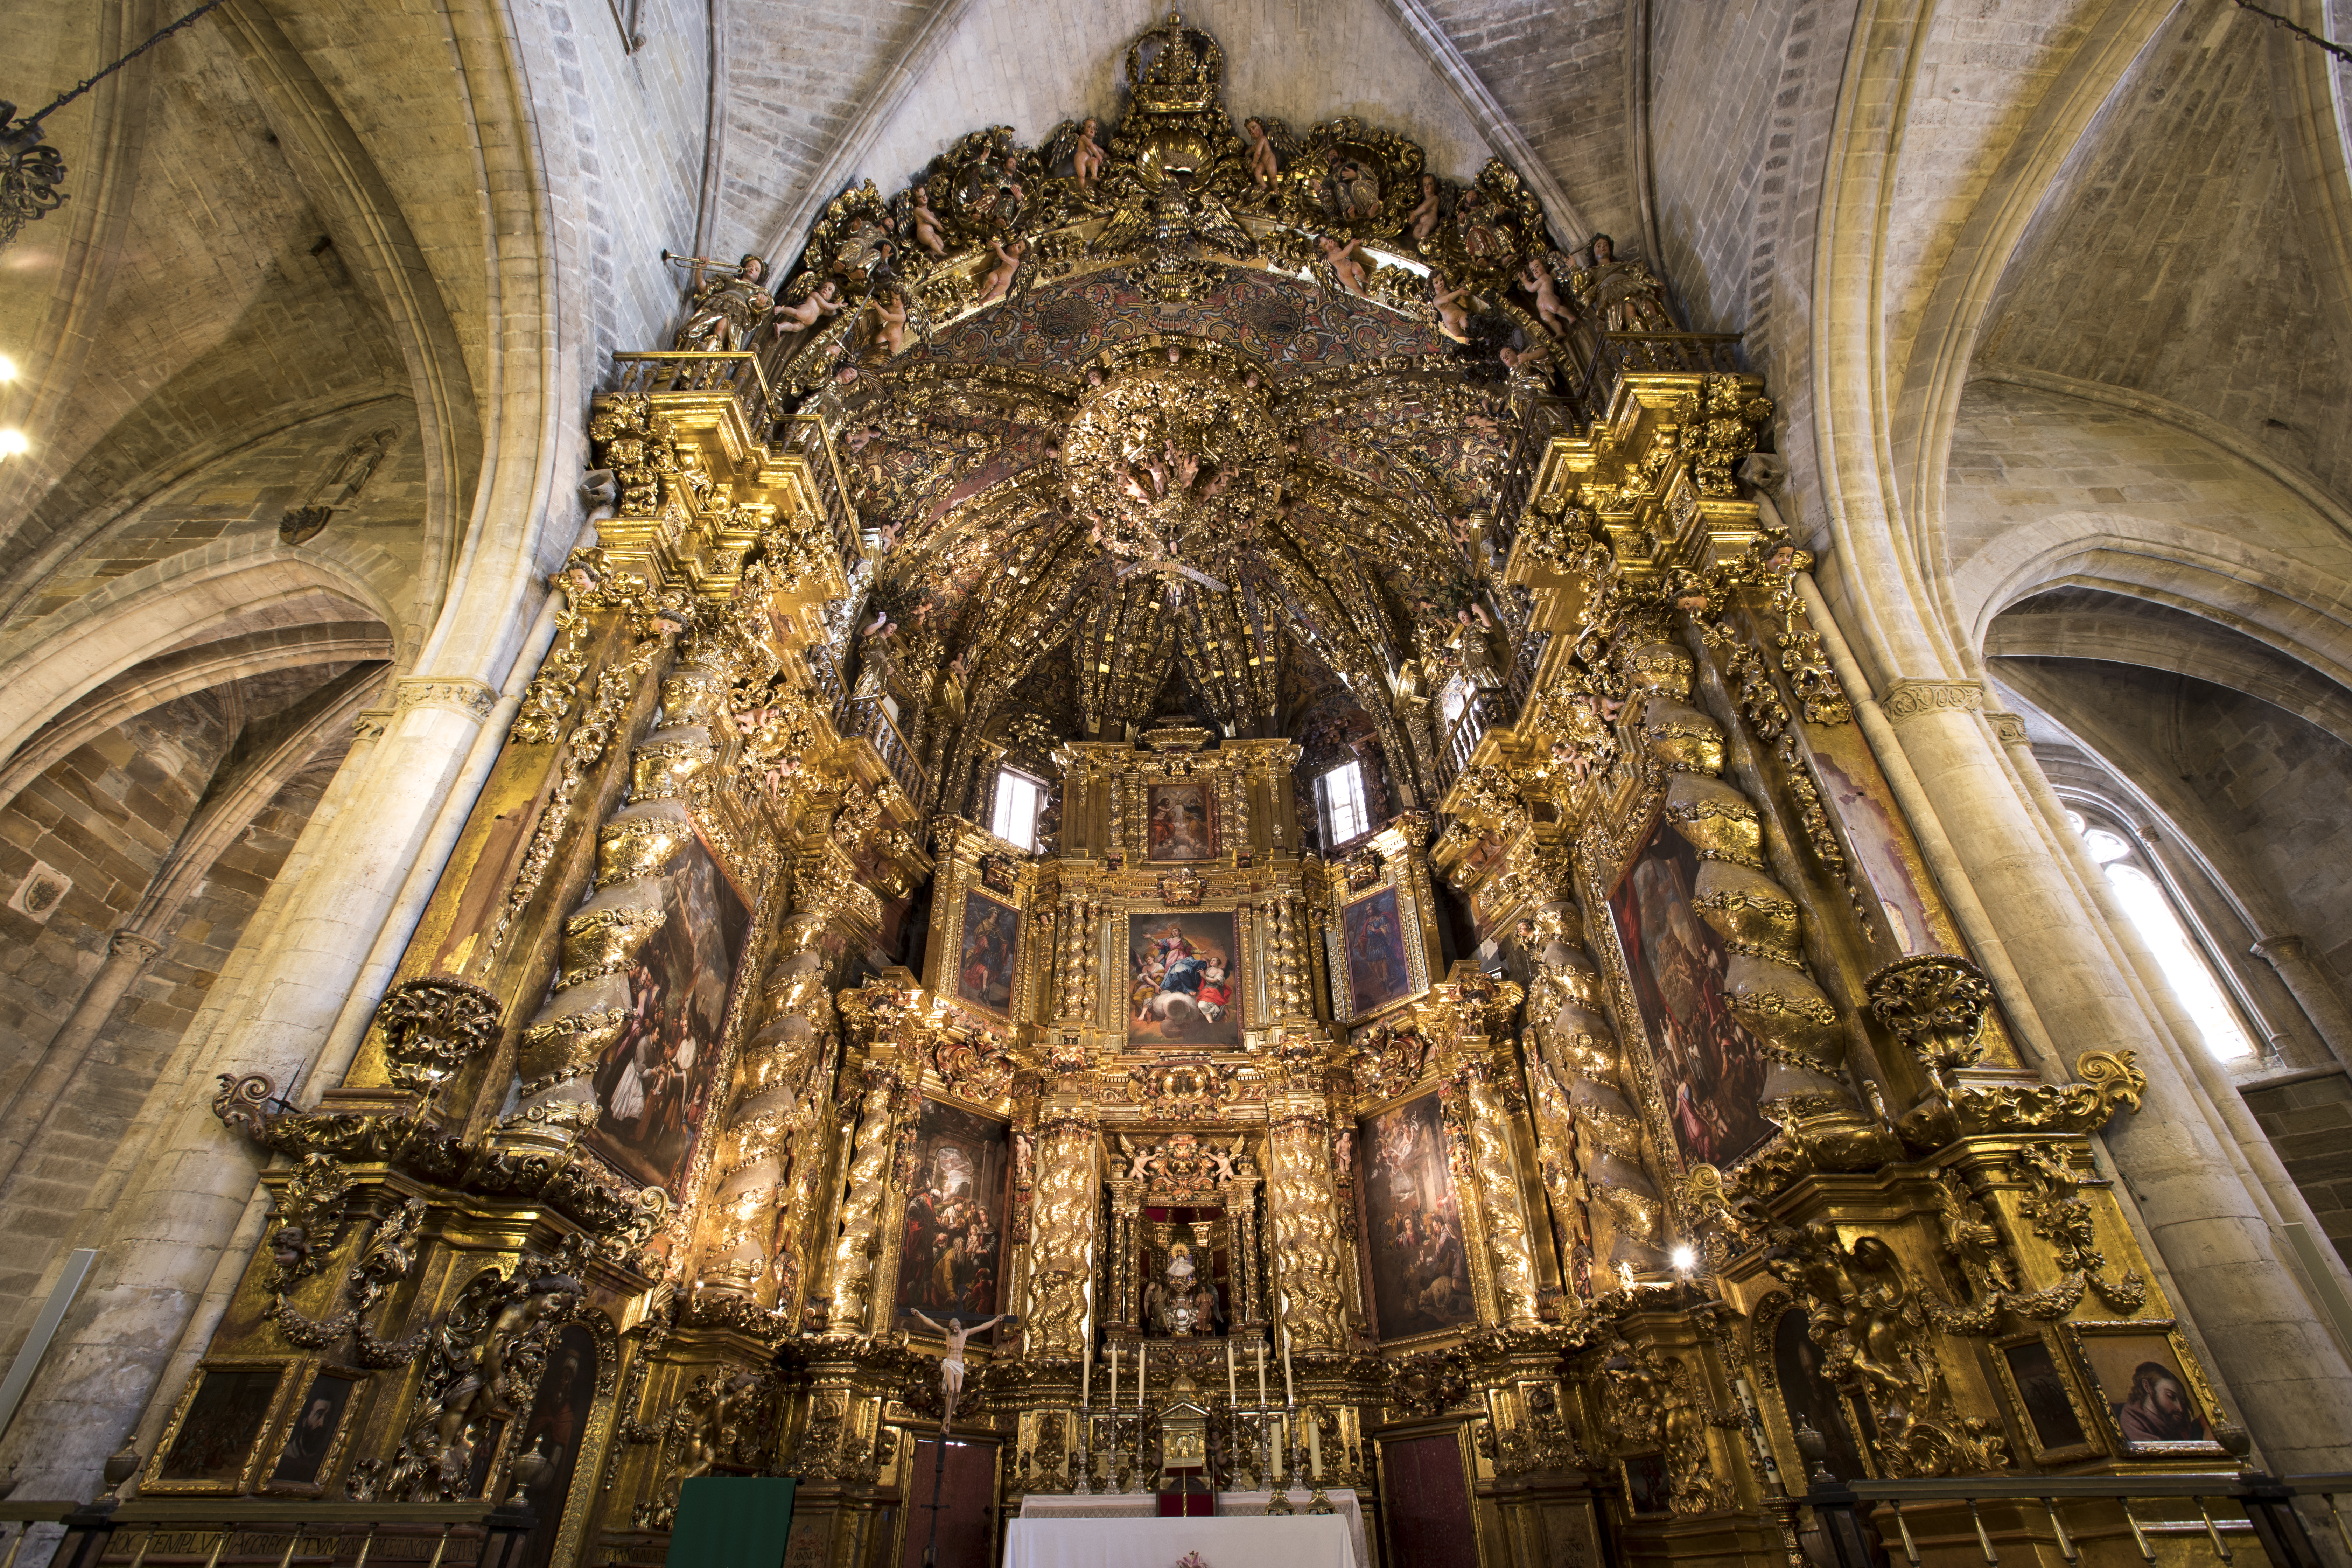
[1061,340,1289,581]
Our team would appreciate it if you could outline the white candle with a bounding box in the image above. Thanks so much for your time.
[1137,1341,1147,1408]
[1083,1346,1092,1410]
[1282,1331,1295,1407]
[1308,1412,1321,1479]
[1110,1344,1119,1409]
[1227,1340,1238,1406]
[1256,1342,1267,1407]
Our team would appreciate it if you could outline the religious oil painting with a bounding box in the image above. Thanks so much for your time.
[1996,1334,2096,1462]
[1145,778,1217,861]
[2069,1324,2221,1456]
[150,1362,295,1492]
[265,1369,362,1492]
[895,1099,1012,1339]
[584,832,750,1193]
[1340,883,1415,1017]
[1608,814,1775,1169]
[1359,1092,1476,1339]
[515,1325,600,1568]
[955,890,1022,1015]
[1127,909,1243,1047]
[1807,743,1939,957]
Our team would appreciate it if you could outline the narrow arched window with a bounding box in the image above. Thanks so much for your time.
[2072,816,2258,1061]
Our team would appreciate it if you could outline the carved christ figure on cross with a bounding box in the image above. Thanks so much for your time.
[911,1310,1009,1429]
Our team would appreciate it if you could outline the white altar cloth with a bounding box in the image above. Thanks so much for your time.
[1002,1513,1356,1568]
[1014,1490,1365,1568]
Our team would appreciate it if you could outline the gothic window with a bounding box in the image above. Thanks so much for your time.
[1317,759,1370,848]
[2068,812,2259,1061]
[991,768,1044,850]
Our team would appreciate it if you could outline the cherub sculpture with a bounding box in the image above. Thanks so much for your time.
[976,236,1027,305]
[673,254,774,352]
[772,277,844,336]
[1406,174,1444,246]
[1244,117,1284,191]
[1520,253,1574,337]
[1430,271,1475,343]
[1070,117,1106,192]
[906,183,947,257]
[869,288,910,358]
[1320,233,1368,295]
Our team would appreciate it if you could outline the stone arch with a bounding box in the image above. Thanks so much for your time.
[0,538,402,765]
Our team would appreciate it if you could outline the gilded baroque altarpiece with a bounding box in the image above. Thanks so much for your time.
[153,18,2227,1568]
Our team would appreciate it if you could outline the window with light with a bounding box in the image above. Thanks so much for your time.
[2069,813,2258,1061]
[991,768,1044,850]
[1317,760,1370,847]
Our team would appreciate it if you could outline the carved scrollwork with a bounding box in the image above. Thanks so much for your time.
[373,977,502,1095]
[1868,955,1995,1086]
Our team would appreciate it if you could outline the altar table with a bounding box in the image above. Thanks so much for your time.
[1012,1490,1364,1568]
[1001,1513,1357,1568]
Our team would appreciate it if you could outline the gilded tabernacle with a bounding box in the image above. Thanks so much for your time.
[3,6,2351,1568]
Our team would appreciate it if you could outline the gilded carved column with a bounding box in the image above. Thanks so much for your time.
[1024,1111,1101,1358]
[1461,1046,1542,1326]
[825,1058,908,1335]
[1264,1037,1345,1351]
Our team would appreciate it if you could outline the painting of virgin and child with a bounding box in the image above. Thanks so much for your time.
[585,835,750,1192]
[1127,910,1242,1047]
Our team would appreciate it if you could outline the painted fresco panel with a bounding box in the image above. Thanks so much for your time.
[584,833,749,1192]
[1359,1092,1476,1339]
[895,1099,1012,1339]
[1607,815,1775,1168]
[1126,910,1243,1047]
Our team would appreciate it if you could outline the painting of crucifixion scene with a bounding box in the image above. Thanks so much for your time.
[1125,909,1244,1047]
[893,1099,1013,1343]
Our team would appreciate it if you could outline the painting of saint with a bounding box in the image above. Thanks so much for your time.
[1146,779,1217,862]
[1359,1093,1476,1338]
[584,834,750,1193]
[2073,1332,2217,1453]
[895,1100,1012,1339]
[1126,910,1242,1047]
[955,891,1021,1015]
[267,1371,360,1489]
[1341,884,1415,1017]
[1608,816,1774,1169]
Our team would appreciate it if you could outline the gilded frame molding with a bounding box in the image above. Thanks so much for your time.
[254,1359,372,1498]
[142,1356,305,1496]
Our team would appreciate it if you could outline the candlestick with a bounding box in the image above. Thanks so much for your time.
[1282,1331,1295,1407]
[1137,1340,1146,1409]
[1256,1342,1267,1407]
[1226,1340,1238,1406]
[1110,1344,1119,1410]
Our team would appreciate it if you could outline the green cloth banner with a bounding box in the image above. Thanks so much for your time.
[665,1476,797,1567]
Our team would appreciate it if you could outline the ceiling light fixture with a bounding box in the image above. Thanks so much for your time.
[3,0,233,253]
[0,429,31,458]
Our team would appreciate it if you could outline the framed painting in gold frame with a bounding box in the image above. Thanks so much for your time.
[1124,908,1244,1049]
[952,888,1023,1018]
[258,1362,369,1496]
[1988,1330,2103,1465]
[144,1357,303,1495]
[2064,1320,2227,1458]
[1144,778,1217,862]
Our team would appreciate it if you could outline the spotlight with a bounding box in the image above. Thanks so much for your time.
[0,429,28,458]
[0,354,15,380]
[1670,1244,1696,1273]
